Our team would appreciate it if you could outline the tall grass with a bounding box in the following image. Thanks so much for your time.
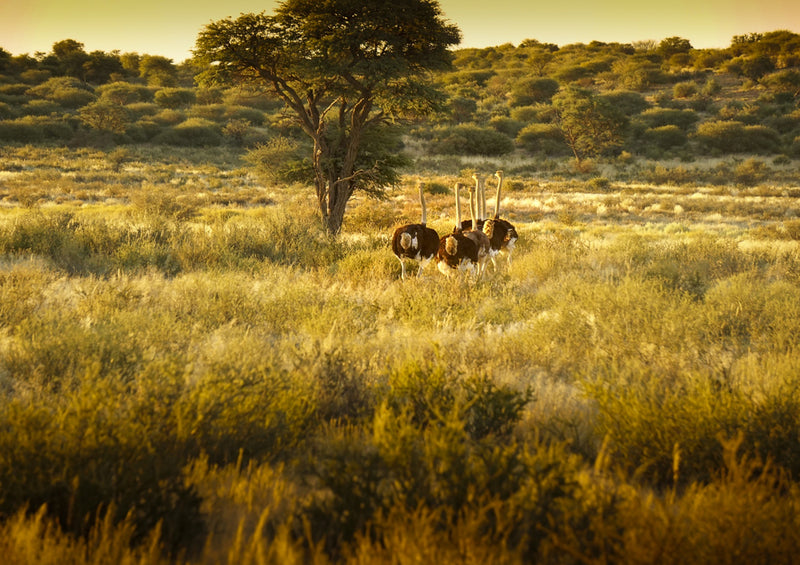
[3,146,800,562]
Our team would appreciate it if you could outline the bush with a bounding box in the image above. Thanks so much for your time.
[673,80,699,98]
[637,107,699,129]
[516,122,568,154]
[643,124,688,149]
[508,77,559,106]
[21,99,62,116]
[601,90,650,115]
[0,116,74,142]
[428,124,515,156]
[154,87,196,109]
[244,136,312,183]
[96,81,154,105]
[153,118,222,146]
[510,103,555,123]
[26,77,95,109]
[489,116,525,137]
[695,120,781,153]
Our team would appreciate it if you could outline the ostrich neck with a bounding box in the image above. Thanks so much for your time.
[418,183,427,225]
[494,177,503,218]
[469,189,478,231]
[454,184,462,228]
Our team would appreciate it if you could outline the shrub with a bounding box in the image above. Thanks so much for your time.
[510,103,555,123]
[642,124,688,149]
[489,116,525,137]
[601,90,650,115]
[96,81,153,105]
[20,99,62,116]
[637,107,699,129]
[516,122,568,154]
[153,118,222,146]
[244,136,312,184]
[508,77,559,106]
[428,124,515,156]
[0,101,15,119]
[695,120,780,153]
[0,116,74,142]
[26,77,95,109]
[673,80,699,98]
[154,87,196,109]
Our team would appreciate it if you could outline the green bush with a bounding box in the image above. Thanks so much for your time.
[642,124,688,149]
[0,116,74,142]
[695,120,781,153]
[508,77,559,106]
[601,90,650,115]
[96,81,154,105]
[516,122,568,154]
[428,124,515,156]
[637,107,699,129]
[152,118,222,146]
[20,99,62,116]
[154,87,196,109]
[673,80,699,98]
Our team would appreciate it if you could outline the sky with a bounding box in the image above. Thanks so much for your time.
[2,0,799,63]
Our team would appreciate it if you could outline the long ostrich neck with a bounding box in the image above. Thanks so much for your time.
[469,187,478,231]
[479,177,487,221]
[454,182,463,229]
[493,172,504,218]
[418,182,427,225]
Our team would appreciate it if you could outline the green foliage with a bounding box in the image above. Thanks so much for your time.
[695,120,781,153]
[642,124,688,149]
[153,117,223,146]
[516,122,568,155]
[552,85,627,161]
[96,81,153,105]
[509,77,559,106]
[429,123,515,155]
[78,101,130,133]
[0,115,74,142]
[637,107,699,129]
[154,87,196,109]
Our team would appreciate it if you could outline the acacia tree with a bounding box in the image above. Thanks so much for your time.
[194,0,461,235]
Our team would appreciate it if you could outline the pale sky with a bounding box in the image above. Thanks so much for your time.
[2,0,799,62]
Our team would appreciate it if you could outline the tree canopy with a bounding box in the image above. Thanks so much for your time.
[194,0,461,235]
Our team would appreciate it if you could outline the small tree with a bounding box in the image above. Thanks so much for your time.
[194,0,460,235]
[552,86,627,164]
[79,101,130,134]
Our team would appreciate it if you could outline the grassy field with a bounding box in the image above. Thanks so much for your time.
[2,144,800,563]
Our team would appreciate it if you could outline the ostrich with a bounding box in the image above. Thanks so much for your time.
[463,181,491,276]
[391,180,440,280]
[437,182,479,277]
[483,170,519,268]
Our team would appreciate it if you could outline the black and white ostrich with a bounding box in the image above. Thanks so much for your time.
[391,180,440,280]
[483,170,519,268]
[437,182,479,276]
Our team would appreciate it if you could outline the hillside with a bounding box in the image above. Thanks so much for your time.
[1,31,799,173]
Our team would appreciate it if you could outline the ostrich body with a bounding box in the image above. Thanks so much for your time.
[437,182,478,276]
[391,181,440,280]
[483,170,518,267]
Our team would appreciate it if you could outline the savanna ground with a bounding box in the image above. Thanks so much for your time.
[2,144,800,563]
